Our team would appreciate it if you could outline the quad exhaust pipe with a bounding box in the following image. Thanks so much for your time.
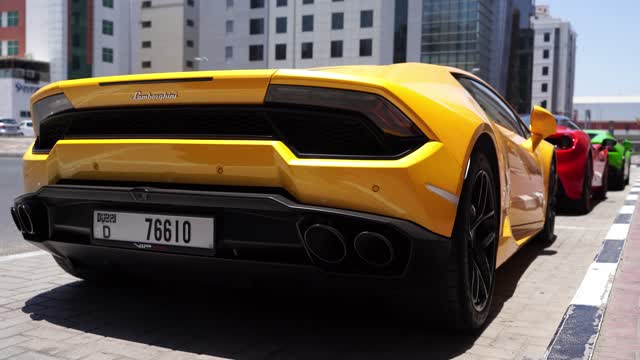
[10,204,35,234]
[303,224,347,264]
[354,231,394,268]
[302,223,395,269]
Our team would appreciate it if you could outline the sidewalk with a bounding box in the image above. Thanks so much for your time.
[594,186,640,359]
[0,138,32,157]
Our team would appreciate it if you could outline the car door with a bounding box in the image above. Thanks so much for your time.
[458,78,546,235]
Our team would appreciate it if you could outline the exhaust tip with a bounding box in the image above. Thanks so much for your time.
[354,232,394,268]
[303,224,347,264]
[10,207,23,232]
[17,204,34,235]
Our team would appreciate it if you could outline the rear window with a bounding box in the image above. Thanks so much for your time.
[0,119,17,125]
[588,133,598,139]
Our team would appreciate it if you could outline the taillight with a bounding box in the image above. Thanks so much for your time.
[265,85,424,137]
[32,93,73,136]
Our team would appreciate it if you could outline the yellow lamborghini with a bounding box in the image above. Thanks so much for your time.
[11,63,557,329]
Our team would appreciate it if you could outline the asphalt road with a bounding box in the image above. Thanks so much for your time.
[0,158,37,255]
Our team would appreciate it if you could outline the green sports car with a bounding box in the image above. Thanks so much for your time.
[585,130,632,190]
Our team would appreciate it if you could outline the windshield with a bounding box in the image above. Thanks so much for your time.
[0,119,17,125]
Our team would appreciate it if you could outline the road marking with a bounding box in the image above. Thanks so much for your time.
[546,178,637,360]
[570,263,618,307]
[0,251,46,263]
[604,223,630,240]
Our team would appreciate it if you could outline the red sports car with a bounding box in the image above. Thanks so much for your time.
[523,115,608,213]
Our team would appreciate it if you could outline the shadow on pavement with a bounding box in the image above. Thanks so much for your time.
[21,242,554,359]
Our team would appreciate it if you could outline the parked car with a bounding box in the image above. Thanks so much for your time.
[521,115,608,212]
[11,64,558,330]
[0,118,23,136]
[585,130,632,190]
[20,120,35,137]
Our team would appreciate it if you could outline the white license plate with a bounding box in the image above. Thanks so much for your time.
[93,211,214,249]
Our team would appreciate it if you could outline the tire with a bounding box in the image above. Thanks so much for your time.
[438,151,500,330]
[573,157,592,214]
[611,164,625,191]
[625,156,631,185]
[536,159,557,244]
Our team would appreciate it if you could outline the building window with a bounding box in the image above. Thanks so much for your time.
[102,47,114,63]
[141,21,152,28]
[187,0,194,6]
[72,34,80,46]
[186,40,194,47]
[277,0,287,6]
[250,18,264,35]
[102,20,114,35]
[249,44,264,61]
[543,49,549,59]
[141,1,152,8]
[301,42,313,59]
[330,40,343,58]
[541,100,547,108]
[142,41,151,48]
[186,19,194,27]
[186,60,194,68]
[360,10,373,28]
[72,56,80,70]
[275,43,286,60]
[103,0,114,8]
[20,111,31,118]
[359,38,372,56]
[331,12,343,30]
[225,46,233,59]
[276,17,287,33]
[302,15,313,32]
[141,61,152,68]
[541,83,548,92]
[226,20,233,33]
[226,0,233,9]
[303,0,313,4]
[332,0,343,2]
[544,32,550,42]
[7,40,19,56]
[250,0,264,9]
[7,11,19,27]
[542,66,549,76]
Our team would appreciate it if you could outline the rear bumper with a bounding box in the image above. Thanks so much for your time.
[12,184,451,284]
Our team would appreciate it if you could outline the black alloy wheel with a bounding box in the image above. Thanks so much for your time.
[536,159,557,243]
[467,169,498,312]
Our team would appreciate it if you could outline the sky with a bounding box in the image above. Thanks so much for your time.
[540,0,640,96]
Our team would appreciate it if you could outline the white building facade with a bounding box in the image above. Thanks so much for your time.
[530,5,576,116]
[198,0,422,71]
[24,0,135,82]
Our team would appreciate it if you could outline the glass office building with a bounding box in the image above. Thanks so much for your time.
[420,0,493,80]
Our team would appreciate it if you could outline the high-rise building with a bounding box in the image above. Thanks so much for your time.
[197,0,423,71]
[420,0,515,95]
[530,5,576,116]
[0,0,26,58]
[134,0,199,73]
[22,0,135,82]
[505,0,535,114]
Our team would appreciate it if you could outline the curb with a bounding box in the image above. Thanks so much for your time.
[545,180,640,360]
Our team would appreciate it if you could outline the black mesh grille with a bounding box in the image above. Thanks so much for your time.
[35,105,427,159]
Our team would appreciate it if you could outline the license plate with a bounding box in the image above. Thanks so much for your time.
[93,211,214,249]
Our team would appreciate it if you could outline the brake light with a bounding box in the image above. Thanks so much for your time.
[265,85,424,137]
[32,93,73,135]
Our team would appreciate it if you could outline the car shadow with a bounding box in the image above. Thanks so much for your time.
[22,243,555,359]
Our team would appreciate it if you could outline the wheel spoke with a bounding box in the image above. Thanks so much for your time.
[471,210,495,234]
[474,260,489,303]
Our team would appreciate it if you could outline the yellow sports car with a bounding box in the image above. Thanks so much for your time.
[11,63,556,329]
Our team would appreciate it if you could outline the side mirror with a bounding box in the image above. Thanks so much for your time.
[602,138,617,151]
[528,106,557,150]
